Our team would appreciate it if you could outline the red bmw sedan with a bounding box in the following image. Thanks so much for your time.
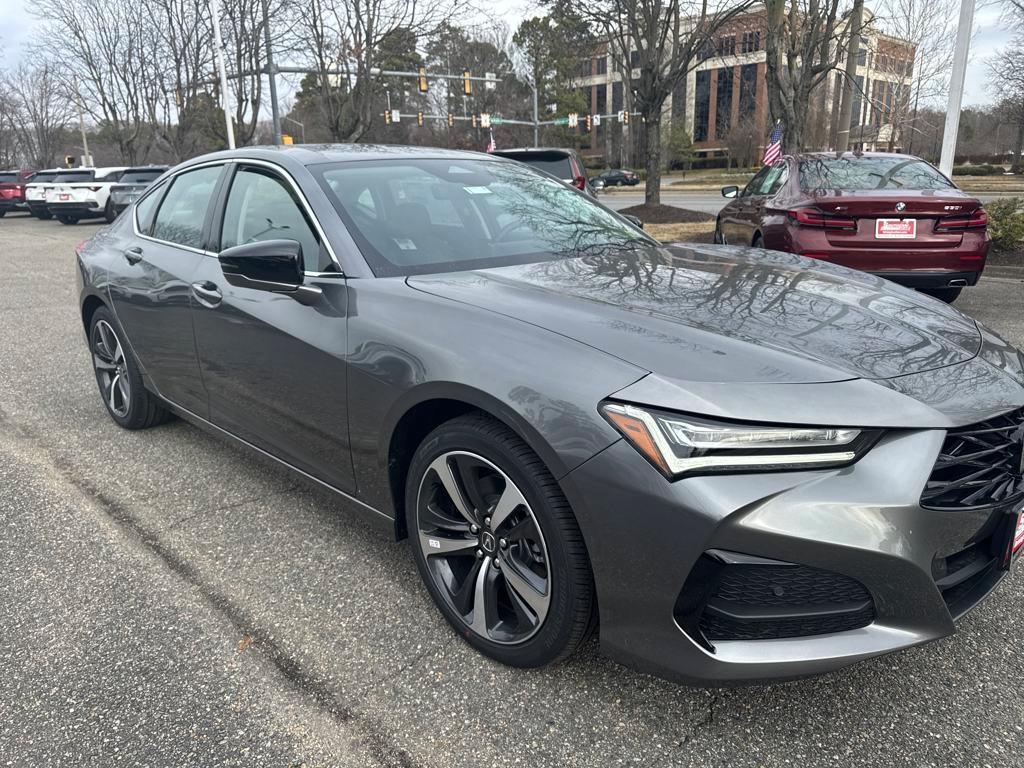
[714,152,990,302]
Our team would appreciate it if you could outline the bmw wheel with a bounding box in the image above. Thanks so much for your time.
[88,306,171,429]
[406,413,595,667]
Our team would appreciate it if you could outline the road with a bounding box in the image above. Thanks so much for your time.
[1,213,1023,767]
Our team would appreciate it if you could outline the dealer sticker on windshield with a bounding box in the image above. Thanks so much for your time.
[875,218,917,239]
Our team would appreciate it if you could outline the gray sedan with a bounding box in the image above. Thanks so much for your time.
[75,145,1024,684]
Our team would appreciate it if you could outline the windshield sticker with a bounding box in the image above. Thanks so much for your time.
[394,238,418,250]
[463,186,492,195]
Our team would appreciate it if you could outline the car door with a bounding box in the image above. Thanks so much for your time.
[106,163,227,417]
[189,161,356,493]
[722,164,785,245]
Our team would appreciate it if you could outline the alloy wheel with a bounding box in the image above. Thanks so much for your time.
[91,319,130,418]
[416,451,551,644]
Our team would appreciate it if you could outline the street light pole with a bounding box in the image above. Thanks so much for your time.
[259,0,282,145]
[209,0,235,149]
[939,0,975,176]
[532,82,539,148]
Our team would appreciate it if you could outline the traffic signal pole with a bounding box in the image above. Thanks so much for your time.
[209,0,236,149]
[939,0,975,176]
[259,0,282,145]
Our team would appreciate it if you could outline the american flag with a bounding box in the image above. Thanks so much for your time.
[762,122,783,165]
[486,128,496,153]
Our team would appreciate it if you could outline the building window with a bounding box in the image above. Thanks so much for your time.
[596,83,607,114]
[694,70,711,141]
[716,68,733,139]
[580,58,592,77]
[740,31,760,53]
[596,56,607,75]
[739,63,757,120]
[717,36,736,56]
[852,75,864,126]
[698,40,715,61]
[856,48,866,66]
[612,81,623,112]
[629,49,641,68]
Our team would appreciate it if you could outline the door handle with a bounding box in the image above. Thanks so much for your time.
[123,246,143,265]
[191,280,223,307]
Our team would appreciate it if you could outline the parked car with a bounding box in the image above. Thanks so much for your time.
[593,168,639,187]
[77,145,1024,685]
[49,166,127,224]
[109,166,168,217]
[0,170,37,217]
[489,147,595,196]
[715,152,990,303]
[24,169,63,219]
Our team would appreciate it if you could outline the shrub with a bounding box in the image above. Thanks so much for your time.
[985,197,1024,252]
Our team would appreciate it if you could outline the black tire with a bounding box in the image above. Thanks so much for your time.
[57,214,80,225]
[406,412,596,668]
[88,306,171,430]
[103,199,116,223]
[0,210,6,218]
[920,287,962,303]
[713,218,725,244]
[38,211,53,220]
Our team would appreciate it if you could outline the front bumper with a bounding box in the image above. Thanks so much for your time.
[561,429,1012,685]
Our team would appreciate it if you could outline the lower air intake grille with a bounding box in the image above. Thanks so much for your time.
[921,408,1024,510]
[676,552,876,646]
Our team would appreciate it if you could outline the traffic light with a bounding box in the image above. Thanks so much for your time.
[463,70,472,96]
[568,113,578,128]
[417,111,424,127]
[447,113,455,127]
[480,113,491,128]
[471,114,478,128]
[623,110,630,124]
[65,155,75,167]
[282,134,293,145]
[418,67,428,94]
[384,110,392,125]
[584,115,592,131]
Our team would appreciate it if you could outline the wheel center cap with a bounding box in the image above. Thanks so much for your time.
[480,531,496,555]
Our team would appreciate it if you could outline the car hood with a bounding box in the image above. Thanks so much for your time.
[407,243,983,384]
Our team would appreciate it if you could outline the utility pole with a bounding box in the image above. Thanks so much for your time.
[259,0,282,145]
[75,79,92,167]
[835,0,864,153]
[532,82,539,147]
[939,0,975,176]
[210,0,235,149]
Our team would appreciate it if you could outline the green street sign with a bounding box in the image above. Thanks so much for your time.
[490,117,504,125]
[553,117,569,126]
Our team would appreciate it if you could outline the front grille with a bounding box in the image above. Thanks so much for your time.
[921,408,1024,510]
[676,552,875,646]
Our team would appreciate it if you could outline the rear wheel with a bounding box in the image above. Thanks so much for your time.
[920,287,962,303]
[37,210,53,220]
[406,413,595,668]
[57,214,80,225]
[0,210,6,218]
[713,218,726,244]
[88,306,171,429]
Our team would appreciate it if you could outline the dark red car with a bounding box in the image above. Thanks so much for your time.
[0,170,36,217]
[714,152,990,302]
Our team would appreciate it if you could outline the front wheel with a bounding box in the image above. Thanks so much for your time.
[920,286,962,303]
[104,200,116,223]
[406,413,595,668]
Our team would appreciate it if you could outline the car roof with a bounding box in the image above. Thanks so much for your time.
[177,144,508,171]
[491,147,576,155]
[123,165,169,172]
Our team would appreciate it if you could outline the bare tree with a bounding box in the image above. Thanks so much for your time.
[988,39,1024,164]
[3,63,74,167]
[551,0,755,205]
[763,0,851,153]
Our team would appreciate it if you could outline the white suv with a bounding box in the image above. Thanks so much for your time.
[24,169,63,220]
[48,167,128,224]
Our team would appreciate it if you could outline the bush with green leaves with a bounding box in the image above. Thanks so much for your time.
[985,197,1024,252]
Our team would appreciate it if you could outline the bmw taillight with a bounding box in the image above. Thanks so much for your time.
[935,209,988,232]
[572,175,587,190]
[787,208,856,230]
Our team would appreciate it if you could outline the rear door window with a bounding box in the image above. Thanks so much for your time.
[152,165,223,249]
[120,170,165,185]
[0,173,18,183]
[54,171,95,183]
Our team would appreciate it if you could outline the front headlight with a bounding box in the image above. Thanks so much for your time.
[601,402,879,478]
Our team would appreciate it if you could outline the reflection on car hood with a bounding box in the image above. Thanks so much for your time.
[407,243,983,384]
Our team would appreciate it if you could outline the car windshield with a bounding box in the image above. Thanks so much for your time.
[0,173,18,183]
[799,156,954,192]
[313,158,651,277]
[54,171,95,183]
[119,169,164,184]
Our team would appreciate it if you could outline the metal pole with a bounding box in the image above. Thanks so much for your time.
[939,0,975,176]
[259,0,282,145]
[835,0,864,153]
[75,78,92,167]
[532,82,539,147]
[209,0,235,149]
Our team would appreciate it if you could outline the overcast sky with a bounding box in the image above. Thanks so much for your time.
[0,0,1012,111]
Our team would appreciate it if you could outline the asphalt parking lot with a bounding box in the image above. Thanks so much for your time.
[2,213,1023,767]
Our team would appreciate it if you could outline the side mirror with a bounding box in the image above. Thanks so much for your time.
[219,239,303,289]
[622,214,644,230]
[721,185,739,198]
